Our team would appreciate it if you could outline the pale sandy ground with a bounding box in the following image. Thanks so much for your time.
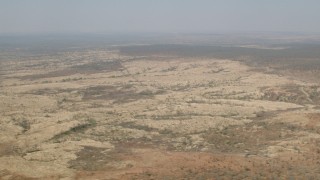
[0,50,320,179]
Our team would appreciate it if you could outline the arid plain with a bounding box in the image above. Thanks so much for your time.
[1,36,320,179]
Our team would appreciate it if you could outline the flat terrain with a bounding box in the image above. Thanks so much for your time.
[1,37,320,179]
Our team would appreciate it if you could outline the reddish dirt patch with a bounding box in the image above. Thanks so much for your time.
[74,146,320,180]
[306,113,320,129]
[0,143,19,157]
[0,169,37,180]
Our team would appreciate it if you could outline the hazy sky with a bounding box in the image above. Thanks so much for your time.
[1,0,320,34]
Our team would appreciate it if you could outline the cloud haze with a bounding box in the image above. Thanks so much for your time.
[1,0,320,34]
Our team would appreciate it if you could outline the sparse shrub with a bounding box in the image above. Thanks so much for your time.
[12,117,30,133]
[139,90,153,96]
[51,117,97,141]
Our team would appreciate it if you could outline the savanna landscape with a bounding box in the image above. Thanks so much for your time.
[1,34,320,179]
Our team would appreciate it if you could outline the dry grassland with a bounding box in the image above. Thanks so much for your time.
[1,49,320,179]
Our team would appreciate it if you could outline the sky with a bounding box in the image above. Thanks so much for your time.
[1,0,320,34]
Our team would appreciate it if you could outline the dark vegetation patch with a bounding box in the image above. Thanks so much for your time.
[120,44,320,82]
[150,112,218,121]
[11,117,31,133]
[28,84,166,104]
[134,111,219,121]
[69,146,111,171]
[71,61,123,72]
[51,118,97,142]
[20,60,123,80]
[201,84,320,105]
[261,85,320,105]
[252,110,278,121]
[118,122,157,132]
[151,113,193,121]
[69,142,146,171]
[81,85,165,103]
[203,121,298,154]
[202,90,251,100]
[27,88,76,96]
